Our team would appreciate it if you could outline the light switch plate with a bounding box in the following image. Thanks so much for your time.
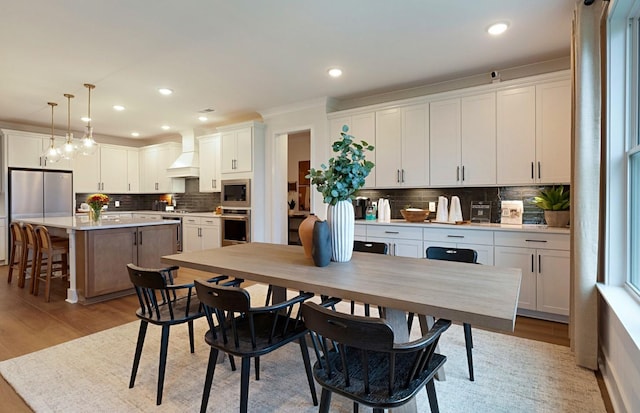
[114,200,120,207]
[428,202,436,212]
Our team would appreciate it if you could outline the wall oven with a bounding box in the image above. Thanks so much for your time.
[221,208,251,246]
[221,179,251,208]
[160,215,183,252]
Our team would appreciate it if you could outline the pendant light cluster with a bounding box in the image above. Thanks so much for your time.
[43,82,98,164]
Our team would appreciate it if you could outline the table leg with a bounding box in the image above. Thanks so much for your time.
[384,308,417,413]
[418,315,446,381]
[65,229,78,303]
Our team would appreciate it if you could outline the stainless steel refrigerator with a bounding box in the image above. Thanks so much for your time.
[9,168,73,222]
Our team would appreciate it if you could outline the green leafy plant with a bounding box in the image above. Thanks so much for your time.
[306,125,375,206]
[531,186,570,211]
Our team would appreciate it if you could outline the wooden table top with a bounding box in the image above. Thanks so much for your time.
[162,242,521,332]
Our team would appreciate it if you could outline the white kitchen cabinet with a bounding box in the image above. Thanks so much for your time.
[221,128,252,173]
[74,144,139,193]
[430,92,496,186]
[497,80,570,185]
[182,216,220,252]
[366,225,423,258]
[354,223,367,242]
[131,213,162,220]
[198,134,221,192]
[5,130,72,170]
[374,104,429,188]
[73,146,101,193]
[423,227,494,265]
[494,231,569,320]
[126,148,139,192]
[329,112,376,188]
[139,142,185,193]
[100,145,128,192]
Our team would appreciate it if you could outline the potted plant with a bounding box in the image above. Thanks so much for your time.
[307,125,374,262]
[531,185,570,227]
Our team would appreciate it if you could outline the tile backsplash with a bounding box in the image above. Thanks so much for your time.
[356,185,568,224]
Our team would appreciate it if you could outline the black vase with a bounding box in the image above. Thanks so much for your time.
[312,220,331,267]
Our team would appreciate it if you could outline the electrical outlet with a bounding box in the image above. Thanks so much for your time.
[114,200,120,208]
[428,201,436,212]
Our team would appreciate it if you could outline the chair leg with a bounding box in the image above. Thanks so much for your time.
[353,401,359,412]
[188,320,195,353]
[299,337,318,406]
[426,378,439,413]
[229,355,237,371]
[319,388,332,413]
[156,325,170,405]
[130,321,148,389]
[44,254,53,302]
[463,323,474,381]
[240,357,251,413]
[407,312,415,331]
[255,357,260,380]
[200,347,219,413]
[364,303,370,317]
[350,300,355,315]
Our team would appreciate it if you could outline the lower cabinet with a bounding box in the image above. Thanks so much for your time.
[76,224,178,301]
[183,216,220,252]
[366,225,423,258]
[494,232,570,320]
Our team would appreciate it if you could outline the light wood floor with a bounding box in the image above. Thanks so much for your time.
[0,265,611,412]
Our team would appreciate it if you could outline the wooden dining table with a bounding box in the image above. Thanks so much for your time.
[162,242,521,413]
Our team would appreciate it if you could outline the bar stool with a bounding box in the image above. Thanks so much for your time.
[32,225,70,302]
[7,222,27,288]
[22,223,40,293]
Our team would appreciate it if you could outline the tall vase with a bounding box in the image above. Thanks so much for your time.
[298,213,318,258]
[326,200,355,262]
[311,220,331,267]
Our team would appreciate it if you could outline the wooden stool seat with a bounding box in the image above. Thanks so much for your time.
[8,222,28,288]
[32,225,70,302]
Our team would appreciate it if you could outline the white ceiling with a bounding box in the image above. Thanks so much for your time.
[0,0,575,141]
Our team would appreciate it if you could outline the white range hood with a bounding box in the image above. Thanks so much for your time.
[167,130,200,178]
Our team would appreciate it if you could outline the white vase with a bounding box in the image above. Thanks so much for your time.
[327,200,355,262]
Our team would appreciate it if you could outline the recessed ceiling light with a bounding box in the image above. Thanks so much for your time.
[327,68,343,78]
[487,22,509,36]
[161,125,171,130]
[131,132,140,137]
[158,88,173,96]
[113,105,125,111]
[198,116,208,122]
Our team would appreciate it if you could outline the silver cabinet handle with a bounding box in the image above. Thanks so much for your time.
[531,254,534,273]
[538,161,541,179]
[446,235,464,238]
[128,183,131,191]
[138,230,142,245]
[525,239,547,243]
[384,231,400,234]
[538,254,542,273]
[133,231,137,246]
[97,183,101,190]
[397,169,400,183]
[531,162,535,179]
[402,169,405,183]
[462,166,465,181]
[456,166,460,181]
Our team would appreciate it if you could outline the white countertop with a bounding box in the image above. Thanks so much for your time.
[356,219,570,234]
[92,210,222,218]
[18,216,181,230]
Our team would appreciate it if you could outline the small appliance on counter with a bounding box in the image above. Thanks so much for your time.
[353,197,369,220]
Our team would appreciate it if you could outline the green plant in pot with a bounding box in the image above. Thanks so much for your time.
[306,125,374,262]
[531,185,570,227]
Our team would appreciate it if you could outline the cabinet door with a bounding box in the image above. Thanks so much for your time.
[351,113,376,188]
[100,145,128,192]
[221,131,237,173]
[497,86,536,185]
[137,225,178,268]
[430,98,461,186]
[7,133,44,168]
[401,104,429,187]
[127,149,139,192]
[156,144,181,192]
[199,135,221,192]
[182,223,202,253]
[139,147,159,192]
[234,128,253,173]
[201,220,221,249]
[494,246,536,311]
[462,243,494,266]
[536,81,571,184]
[536,249,570,315]
[461,92,496,185]
[74,146,101,193]
[370,236,421,258]
[375,109,402,187]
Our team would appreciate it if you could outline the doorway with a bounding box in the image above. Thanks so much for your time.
[286,130,311,244]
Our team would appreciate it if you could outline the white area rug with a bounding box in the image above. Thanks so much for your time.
[0,285,605,412]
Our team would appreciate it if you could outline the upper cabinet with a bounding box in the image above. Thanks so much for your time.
[74,144,139,193]
[374,104,429,188]
[198,133,221,192]
[329,112,376,187]
[139,142,185,193]
[221,128,252,174]
[430,92,496,187]
[5,130,73,171]
[497,79,570,185]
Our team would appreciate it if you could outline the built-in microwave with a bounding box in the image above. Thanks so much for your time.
[221,179,251,207]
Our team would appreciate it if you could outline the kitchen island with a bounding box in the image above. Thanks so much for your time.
[18,216,179,304]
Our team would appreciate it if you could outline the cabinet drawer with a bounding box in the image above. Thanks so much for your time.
[494,231,569,250]
[182,216,202,225]
[200,217,220,227]
[423,227,494,245]
[354,223,367,238]
[366,225,422,240]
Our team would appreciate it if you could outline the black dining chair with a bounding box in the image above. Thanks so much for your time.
[410,246,478,381]
[302,302,451,413]
[352,240,389,317]
[127,264,241,405]
[194,280,318,413]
